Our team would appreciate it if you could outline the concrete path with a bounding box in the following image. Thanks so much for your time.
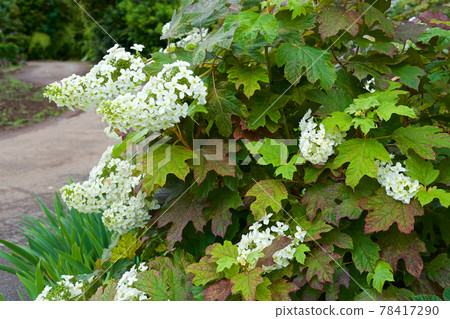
[0,61,112,300]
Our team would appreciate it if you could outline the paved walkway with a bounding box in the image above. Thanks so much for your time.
[0,61,112,300]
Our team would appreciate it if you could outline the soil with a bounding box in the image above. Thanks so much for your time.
[1,61,91,131]
[0,61,112,300]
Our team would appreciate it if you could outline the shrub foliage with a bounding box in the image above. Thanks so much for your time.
[2,0,449,301]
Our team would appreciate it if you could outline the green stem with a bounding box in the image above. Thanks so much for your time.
[280,109,290,139]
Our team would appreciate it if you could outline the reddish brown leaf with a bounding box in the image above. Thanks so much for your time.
[204,187,243,237]
[325,267,350,301]
[193,150,235,184]
[302,246,340,284]
[269,279,298,301]
[360,188,424,234]
[419,9,450,30]
[157,194,206,249]
[317,6,362,40]
[202,279,233,301]
[302,182,346,225]
[256,236,293,268]
[378,229,426,278]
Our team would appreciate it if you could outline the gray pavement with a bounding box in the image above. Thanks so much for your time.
[0,61,112,300]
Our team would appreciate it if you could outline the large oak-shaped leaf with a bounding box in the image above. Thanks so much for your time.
[231,267,264,301]
[245,179,288,220]
[303,246,340,284]
[186,256,221,286]
[207,87,248,136]
[269,279,298,301]
[360,188,424,234]
[378,229,426,278]
[201,279,233,301]
[349,227,380,273]
[426,254,450,289]
[204,187,243,237]
[193,151,235,184]
[302,182,346,225]
[333,138,390,188]
[359,2,394,38]
[392,126,450,160]
[317,5,362,40]
[140,144,193,192]
[157,194,206,249]
[276,43,337,90]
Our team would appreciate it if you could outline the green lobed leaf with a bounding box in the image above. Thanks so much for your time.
[192,26,237,65]
[392,126,450,160]
[426,253,450,289]
[247,92,287,130]
[247,138,289,167]
[418,28,450,50]
[255,277,272,301]
[294,244,310,264]
[275,155,304,179]
[207,87,248,136]
[350,229,380,273]
[416,187,450,208]
[333,139,391,188]
[231,267,265,301]
[186,256,222,286]
[110,232,141,263]
[251,14,279,45]
[210,241,239,272]
[227,64,269,98]
[245,179,288,220]
[359,2,394,38]
[276,43,337,90]
[140,144,193,192]
[405,150,439,186]
[391,64,426,90]
[204,187,243,237]
[367,261,394,293]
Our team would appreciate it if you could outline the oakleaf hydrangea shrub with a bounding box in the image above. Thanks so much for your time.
[40,0,449,301]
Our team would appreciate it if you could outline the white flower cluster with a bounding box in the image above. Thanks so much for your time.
[115,263,149,301]
[35,275,84,301]
[61,146,160,234]
[298,109,346,165]
[376,157,421,204]
[236,213,307,272]
[44,44,147,111]
[97,60,207,134]
[161,22,208,51]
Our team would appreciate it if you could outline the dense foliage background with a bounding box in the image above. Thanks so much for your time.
[1,0,449,302]
[0,0,179,65]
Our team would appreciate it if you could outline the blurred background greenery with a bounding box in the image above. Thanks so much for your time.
[0,0,179,67]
